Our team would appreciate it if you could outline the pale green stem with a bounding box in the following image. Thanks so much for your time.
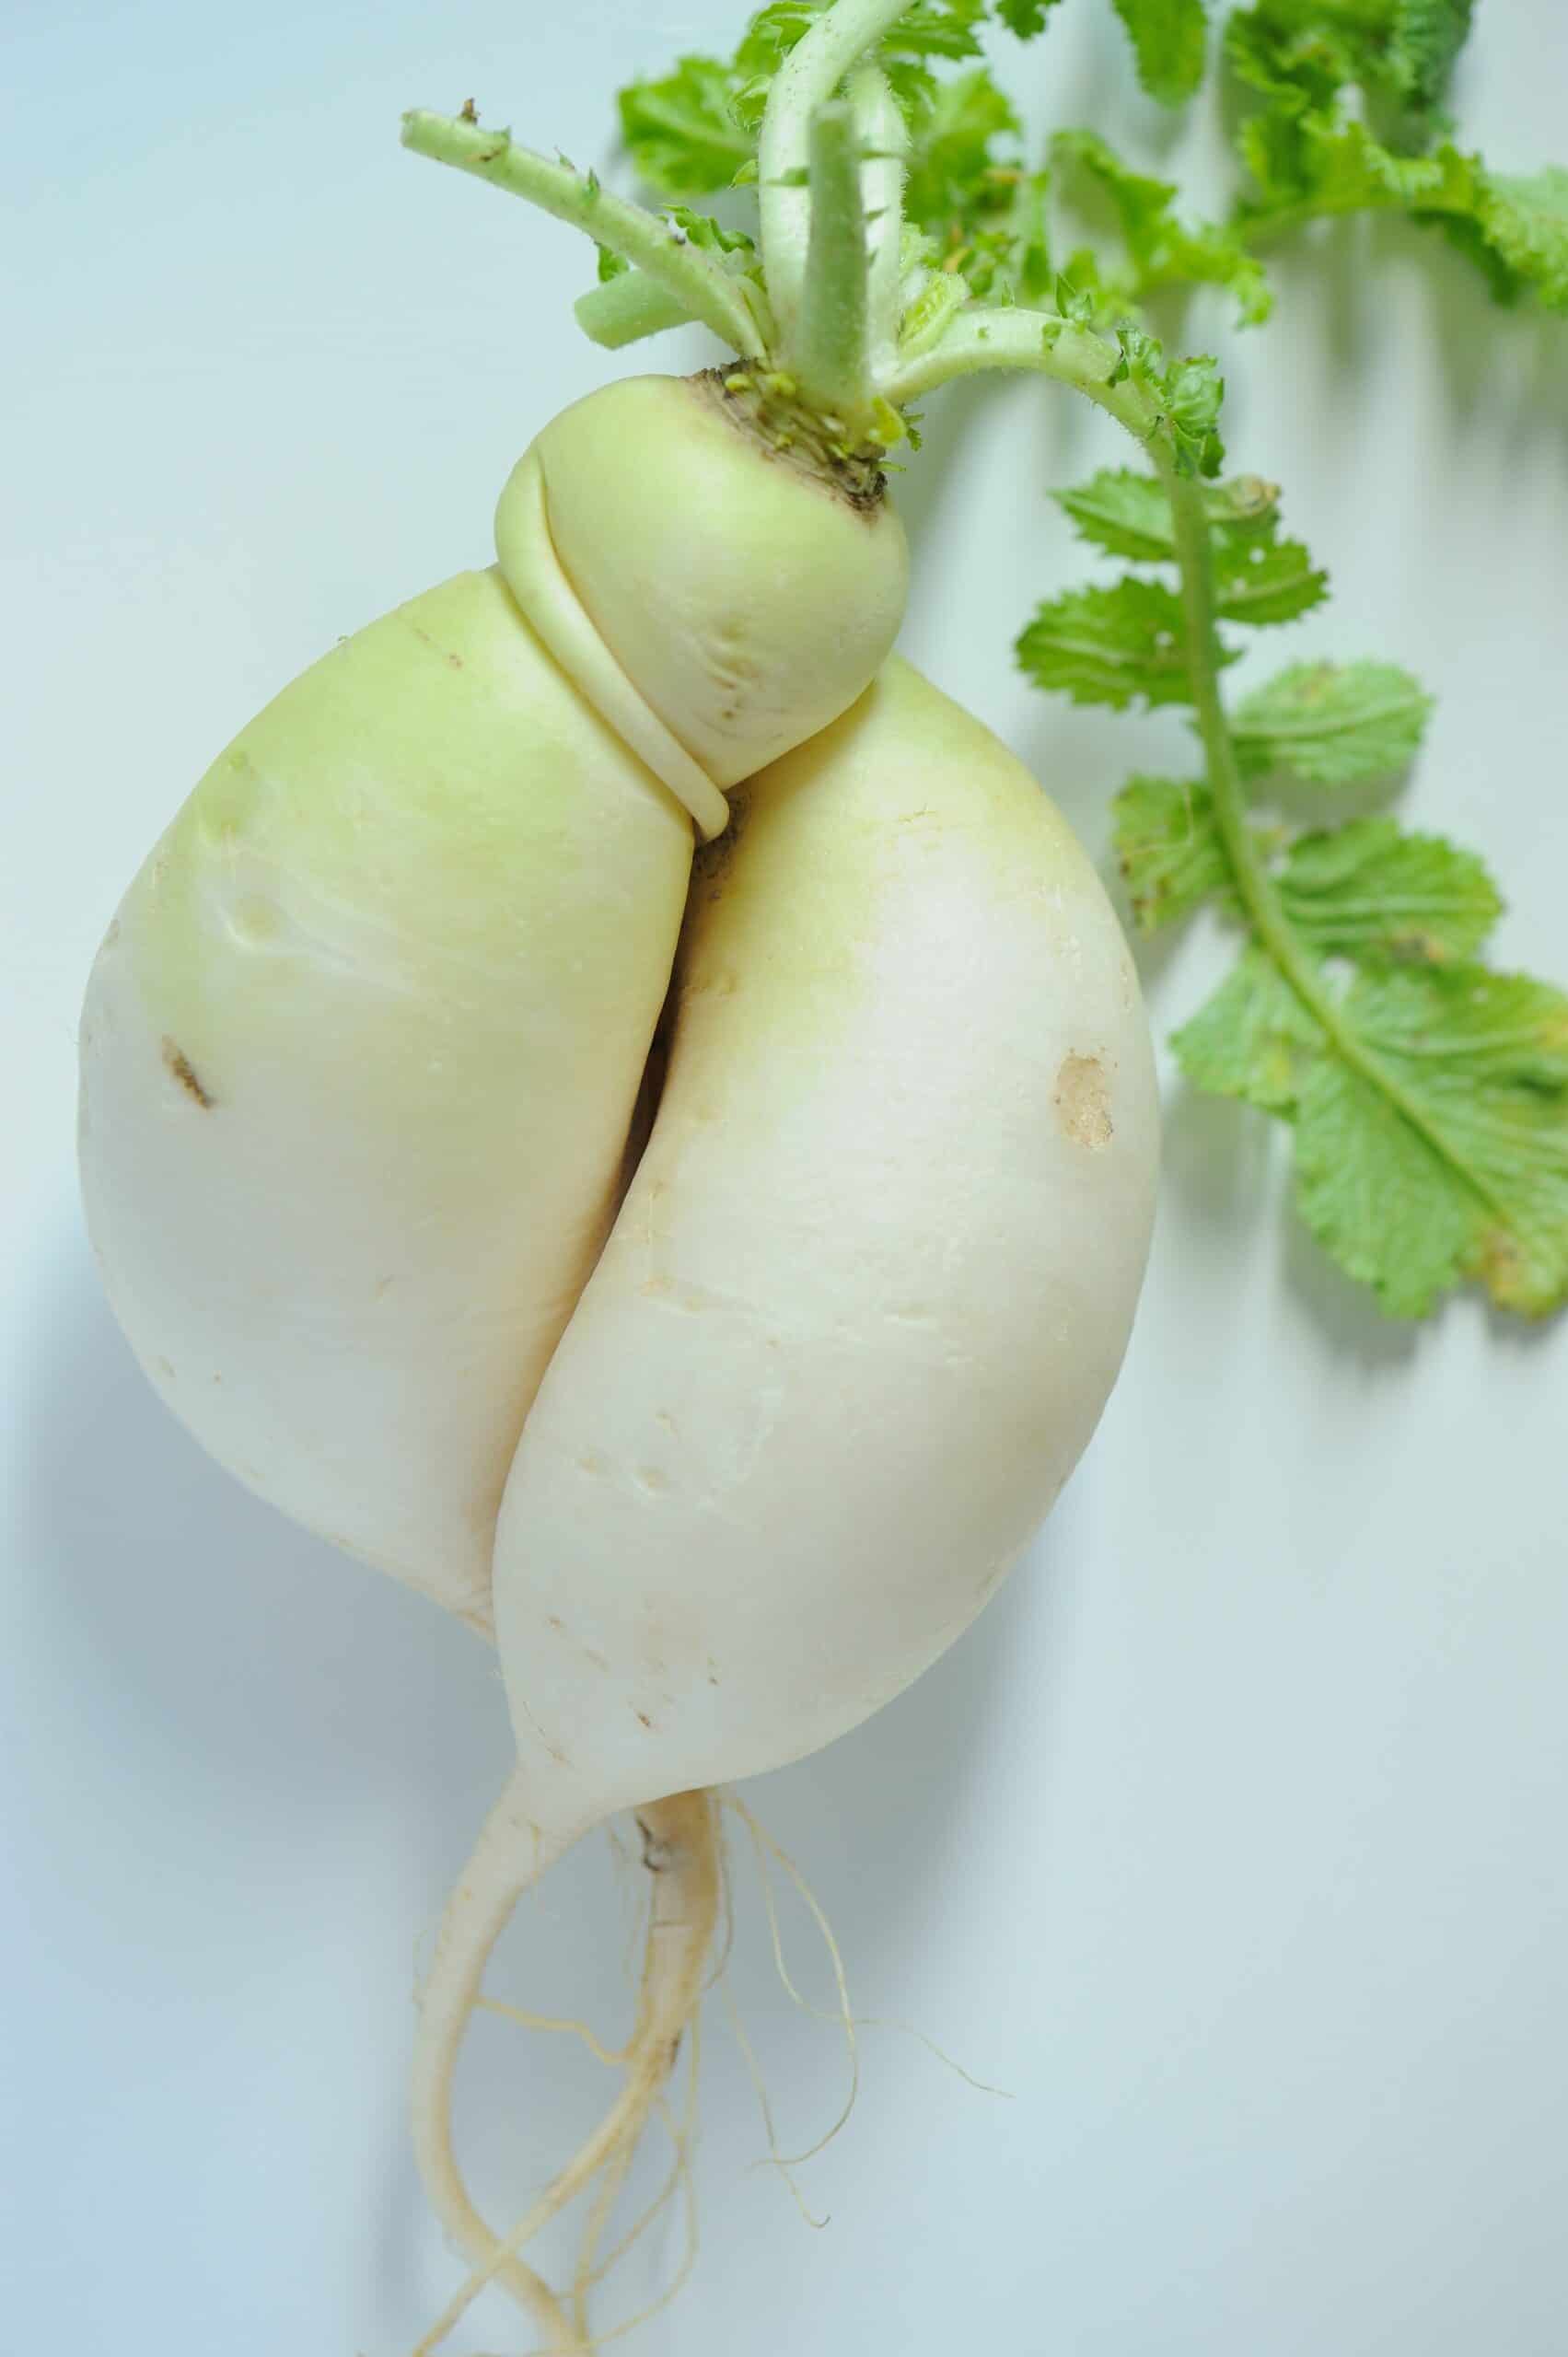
[1161,460,1320,993]
[401,110,764,360]
[575,270,695,350]
[757,0,915,341]
[846,64,906,377]
[790,104,872,425]
[883,309,1164,443]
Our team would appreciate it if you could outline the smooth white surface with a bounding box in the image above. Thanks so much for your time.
[5,4,1567,2352]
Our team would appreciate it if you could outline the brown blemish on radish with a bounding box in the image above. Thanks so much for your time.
[1054,1051,1112,1150]
[407,621,463,668]
[161,1039,214,1109]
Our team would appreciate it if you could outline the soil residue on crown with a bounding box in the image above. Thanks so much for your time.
[698,368,888,514]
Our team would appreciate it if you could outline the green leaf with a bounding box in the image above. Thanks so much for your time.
[1225,9,1339,113]
[881,0,991,66]
[1172,946,1324,1110]
[902,68,1019,267]
[1051,462,1319,626]
[1230,661,1433,785]
[1006,168,1055,303]
[1109,0,1209,107]
[1225,0,1473,134]
[614,1,1001,209]
[1225,14,1568,314]
[1176,939,1568,1318]
[1112,775,1235,930]
[664,203,758,263]
[1293,1054,1480,1317]
[1387,0,1475,117]
[1054,468,1293,563]
[1213,531,1328,625]
[1278,819,1503,963]
[1016,577,1229,709]
[994,0,1064,34]
[1238,111,1483,227]
[1054,468,1173,561]
[1052,129,1272,324]
[1051,261,1106,326]
[1052,128,1181,255]
[1475,168,1568,311]
[1105,327,1225,477]
[1295,965,1568,1316]
[1154,349,1227,475]
[617,55,752,194]
[893,66,1061,301]
[731,0,985,99]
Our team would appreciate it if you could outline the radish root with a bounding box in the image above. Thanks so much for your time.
[409,1784,721,2354]
[726,1794,1012,2103]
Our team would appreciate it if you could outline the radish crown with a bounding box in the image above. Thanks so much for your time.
[401,0,1219,470]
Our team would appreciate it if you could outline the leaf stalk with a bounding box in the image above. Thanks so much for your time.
[1161,465,1516,1230]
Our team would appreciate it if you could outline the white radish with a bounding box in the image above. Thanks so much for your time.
[77,0,1174,2333]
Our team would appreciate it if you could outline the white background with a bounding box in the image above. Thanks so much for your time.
[5,2,1567,2351]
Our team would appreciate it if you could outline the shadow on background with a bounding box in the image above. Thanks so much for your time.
[21,1228,1076,2332]
[24,1239,505,1814]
